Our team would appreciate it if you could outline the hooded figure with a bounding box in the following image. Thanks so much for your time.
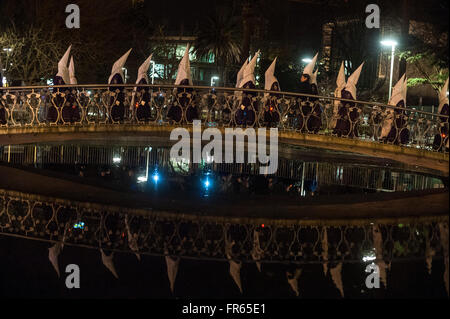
[61,56,80,123]
[133,54,153,121]
[48,45,71,123]
[297,53,319,132]
[332,62,364,138]
[263,57,281,127]
[0,58,6,125]
[433,78,449,151]
[168,44,197,123]
[108,48,132,122]
[235,50,259,126]
[380,74,409,144]
[298,53,318,99]
[307,68,323,133]
[332,62,346,126]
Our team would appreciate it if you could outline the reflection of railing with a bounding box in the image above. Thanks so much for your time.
[1,188,448,266]
[0,144,444,192]
[0,84,448,153]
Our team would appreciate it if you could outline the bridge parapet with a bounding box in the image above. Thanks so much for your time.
[0,84,448,155]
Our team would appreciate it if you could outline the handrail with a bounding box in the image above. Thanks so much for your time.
[1,83,446,118]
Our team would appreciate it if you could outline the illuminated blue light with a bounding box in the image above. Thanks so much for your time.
[152,173,159,183]
[73,221,85,229]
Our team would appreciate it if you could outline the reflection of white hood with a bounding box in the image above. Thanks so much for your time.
[236,58,248,88]
[175,44,192,85]
[302,53,318,78]
[344,62,364,99]
[136,54,153,84]
[108,48,132,84]
[57,45,72,84]
[438,78,449,114]
[264,57,279,97]
[239,50,259,88]
[69,56,77,85]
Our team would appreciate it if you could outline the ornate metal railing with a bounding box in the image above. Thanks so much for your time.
[1,189,448,266]
[0,84,448,153]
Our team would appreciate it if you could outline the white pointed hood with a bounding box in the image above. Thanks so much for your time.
[344,62,364,99]
[239,50,260,88]
[136,54,152,84]
[175,44,192,85]
[265,57,279,91]
[389,73,407,107]
[229,259,243,294]
[302,53,318,78]
[165,256,180,294]
[438,78,449,114]
[311,69,318,85]
[108,48,132,84]
[48,243,63,277]
[236,58,249,88]
[57,45,72,85]
[336,62,346,91]
[69,56,77,85]
[333,62,346,111]
[101,250,119,279]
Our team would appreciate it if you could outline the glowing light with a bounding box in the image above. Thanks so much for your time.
[113,157,121,164]
[362,249,376,262]
[302,58,312,63]
[261,224,265,228]
[380,40,398,47]
[152,173,159,183]
[204,178,210,188]
[137,176,148,183]
[73,221,85,229]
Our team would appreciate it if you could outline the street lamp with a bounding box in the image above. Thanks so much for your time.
[380,39,398,101]
[302,58,312,63]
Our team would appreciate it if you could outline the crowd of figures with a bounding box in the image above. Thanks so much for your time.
[0,45,448,152]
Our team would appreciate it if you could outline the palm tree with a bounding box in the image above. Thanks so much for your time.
[193,9,241,87]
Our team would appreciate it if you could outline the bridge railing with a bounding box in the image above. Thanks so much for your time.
[0,84,448,153]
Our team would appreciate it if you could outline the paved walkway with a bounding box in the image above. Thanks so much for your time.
[1,165,448,220]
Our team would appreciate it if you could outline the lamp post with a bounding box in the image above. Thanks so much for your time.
[380,40,398,101]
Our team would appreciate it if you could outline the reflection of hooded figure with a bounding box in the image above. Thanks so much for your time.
[332,62,364,138]
[134,54,153,121]
[49,45,72,123]
[433,78,449,151]
[108,48,132,122]
[235,50,259,126]
[380,74,409,144]
[168,44,197,123]
[263,57,280,127]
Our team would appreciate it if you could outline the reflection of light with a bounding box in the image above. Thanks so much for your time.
[73,221,85,229]
[204,178,210,188]
[137,176,148,183]
[152,172,159,183]
[362,249,376,262]
[113,157,121,163]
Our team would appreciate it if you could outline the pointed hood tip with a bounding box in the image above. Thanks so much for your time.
[265,57,279,91]
[108,48,132,84]
[303,52,318,78]
[239,50,260,88]
[175,45,192,85]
